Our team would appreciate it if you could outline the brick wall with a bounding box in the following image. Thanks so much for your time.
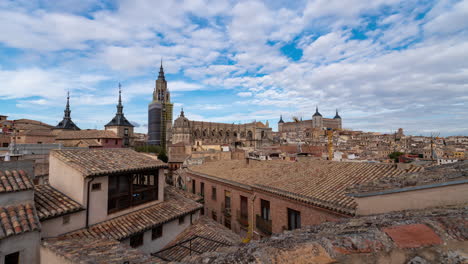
[185,171,347,238]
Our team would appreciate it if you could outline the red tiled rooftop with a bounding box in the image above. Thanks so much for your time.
[0,203,40,239]
[51,148,167,177]
[0,169,34,193]
[34,184,84,220]
[383,224,443,249]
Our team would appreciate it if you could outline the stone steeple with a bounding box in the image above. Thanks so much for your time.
[54,91,80,130]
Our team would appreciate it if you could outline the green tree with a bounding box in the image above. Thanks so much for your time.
[388,151,404,162]
[157,150,168,163]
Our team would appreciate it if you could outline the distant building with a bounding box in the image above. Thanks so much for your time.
[55,129,122,148]
[148,62,173,149]
[54,92,80,131]
[104,84,135,147]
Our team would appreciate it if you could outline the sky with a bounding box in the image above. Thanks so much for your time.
[0,0,467,136]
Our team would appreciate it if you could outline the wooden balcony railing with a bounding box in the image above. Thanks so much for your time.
[256,215,272,235]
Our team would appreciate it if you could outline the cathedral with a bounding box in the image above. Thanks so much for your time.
[148,62,173,149]
[171,109,273,148]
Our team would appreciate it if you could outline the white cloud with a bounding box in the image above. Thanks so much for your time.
[237,92,252,97]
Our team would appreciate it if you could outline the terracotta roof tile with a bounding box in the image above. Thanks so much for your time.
[188,160,422,215]
[383,224,443,249]
[0,169,34,193]
[0,203,40,239]
[66,187,202,240]
[42,237,160,264]
[51,149,167,177]
[34,184,84,220]
[155,217,241,262]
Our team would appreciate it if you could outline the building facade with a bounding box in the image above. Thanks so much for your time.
[148,62,173,149]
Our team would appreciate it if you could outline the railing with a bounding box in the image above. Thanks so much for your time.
[236,210,248,227]
[256,215,272,235]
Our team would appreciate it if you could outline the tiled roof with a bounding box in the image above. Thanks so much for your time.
[34,184,84,220]
[42,237,160,264]
[166,185,203,203]
[183,204,468,264]
[188,160,423,215]
[0,203,40,239]
[0,169,34,193]
[65,187,203,241]
[56,129,120,139]
[348,160,468,194]
[155,217,241,262]
[51,149,167,177]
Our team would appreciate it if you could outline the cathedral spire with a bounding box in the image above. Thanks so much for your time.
[158,58,165,81]
[54,91,80,130]
[180,107,185,117]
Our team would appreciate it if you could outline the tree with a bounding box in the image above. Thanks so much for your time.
[389,151,404,162]
[157,150,168,163]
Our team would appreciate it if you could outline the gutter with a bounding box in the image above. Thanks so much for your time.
[349,179,468,198]
[85,177,95,228]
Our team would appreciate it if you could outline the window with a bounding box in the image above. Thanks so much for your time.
[63,215,70,225]
[212,210,217,221]
[211,186,217,201]
[108,172,159,213]
[4,251,19,264]
[260,199,270,221]
[105,139,109,143]
[115,139,118,145]
[224,190,231,216]
[192,179,196,194]
[124,128,129,136]
[152,226,163,240]
[224,217,231,229]
[2,143,8,147]
[91,183,101,191]
[130,233,144,248]
[240,195,248,219]
[178,215,185,225]
[200,182,205,197]
[287,208,301,230]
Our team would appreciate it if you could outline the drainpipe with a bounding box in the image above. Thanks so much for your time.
[243,194,256,243]
[86,177,95,228]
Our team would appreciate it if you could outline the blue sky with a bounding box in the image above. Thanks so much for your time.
[0,0,467,136]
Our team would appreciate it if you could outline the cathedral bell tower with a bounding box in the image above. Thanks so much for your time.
[148,60,173,150]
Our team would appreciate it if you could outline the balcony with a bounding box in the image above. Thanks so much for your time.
[236,210,248,227]
[256,215,272,235]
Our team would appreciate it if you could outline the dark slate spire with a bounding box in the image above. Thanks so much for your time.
[313,106,322,117]
[64,91,71,119]
[180,108,185,117]
[334,109,341,119]
[158,58,165,81]
[54,91,80,130]
[278,115,284,123]
[105,83,134,127]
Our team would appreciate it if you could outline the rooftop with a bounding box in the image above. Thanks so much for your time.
[56,129,120,140]
[0,203,40,239]
[51,148,167,177]
[34,184,84,220]
[0,169,34,193]
[188,160,422,215]
[42,237,159,264]
[154,217,241,262]
[184,204,468,264]
[65,186,202,241]
[348,160,468,195]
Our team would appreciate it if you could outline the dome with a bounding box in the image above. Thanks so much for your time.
[174,109,190,128]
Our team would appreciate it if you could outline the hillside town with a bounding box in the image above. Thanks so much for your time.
[0,61,467,264]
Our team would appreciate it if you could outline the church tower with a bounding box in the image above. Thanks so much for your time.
[278,115,284,132]
[105,83,134,147]
[312,106,323,128]
[148,61,173,150]
[54,92,80,131]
